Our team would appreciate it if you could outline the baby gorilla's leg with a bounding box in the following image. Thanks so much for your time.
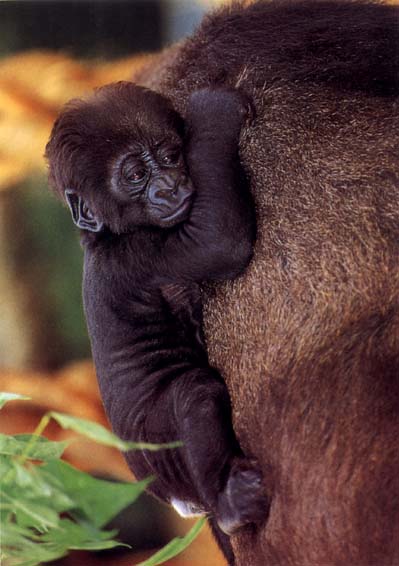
[170,369,268,533]
[217,457,269,535]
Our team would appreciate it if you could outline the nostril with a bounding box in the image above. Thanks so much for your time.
[148,185,174,204]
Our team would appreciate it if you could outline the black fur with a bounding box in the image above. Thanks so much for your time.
[46,83,267,563]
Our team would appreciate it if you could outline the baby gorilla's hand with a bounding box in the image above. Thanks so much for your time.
[187,87,253,142]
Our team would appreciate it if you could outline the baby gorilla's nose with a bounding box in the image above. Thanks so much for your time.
[148,176,178,205]
[147,173,194,228]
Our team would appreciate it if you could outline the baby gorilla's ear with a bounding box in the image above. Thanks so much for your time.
[65,190,104,233]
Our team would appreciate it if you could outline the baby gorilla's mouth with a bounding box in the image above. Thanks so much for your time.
[148,175,195,229]
[160,194,193,226]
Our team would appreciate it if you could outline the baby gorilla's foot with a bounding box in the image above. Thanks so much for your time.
[216,458,269,535]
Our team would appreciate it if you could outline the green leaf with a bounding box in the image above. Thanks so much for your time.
[40,518,126,551]
[1,521,40,545]
[0,403,199,566]
[0,392,30,409]
[50,411,182,451]
[10,460,34,488]
[42,459,151,528]
[1,522,67,565]
[2,491,60,530]
[2,538,66,566]
[71,540,124,551]
[136,517,207,566]
[1,514,125,565]
[2,462,75,519]
[0,453,15,477]
[0,434,68,460]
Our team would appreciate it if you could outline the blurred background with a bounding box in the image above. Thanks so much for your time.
[0,1,226,564]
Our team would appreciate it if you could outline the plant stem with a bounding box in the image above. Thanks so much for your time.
[16,413,52,464]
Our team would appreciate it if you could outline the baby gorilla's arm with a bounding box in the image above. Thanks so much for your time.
[161,88,256,283]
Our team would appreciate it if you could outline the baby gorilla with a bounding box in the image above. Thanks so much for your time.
[46,82,266,561]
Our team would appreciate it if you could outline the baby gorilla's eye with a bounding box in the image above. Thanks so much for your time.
[129,167,147,182]
[160,149,181,166]
[122,160,147,184]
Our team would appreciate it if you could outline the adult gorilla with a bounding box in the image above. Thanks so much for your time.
[134,1,399,565]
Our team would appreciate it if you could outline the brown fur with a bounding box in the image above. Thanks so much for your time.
[135,1,399,564]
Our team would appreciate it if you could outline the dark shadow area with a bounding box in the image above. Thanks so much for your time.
[0,1,163,57]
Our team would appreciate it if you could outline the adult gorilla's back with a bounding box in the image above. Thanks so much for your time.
[139,2,399,564]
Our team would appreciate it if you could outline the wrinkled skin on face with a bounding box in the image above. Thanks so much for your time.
[46,83,195,234]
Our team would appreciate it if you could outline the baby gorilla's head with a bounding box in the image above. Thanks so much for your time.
[46,81,195,234]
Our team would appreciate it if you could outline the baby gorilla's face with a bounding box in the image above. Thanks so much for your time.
[46,81,196,234]
[110,137,195,230]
